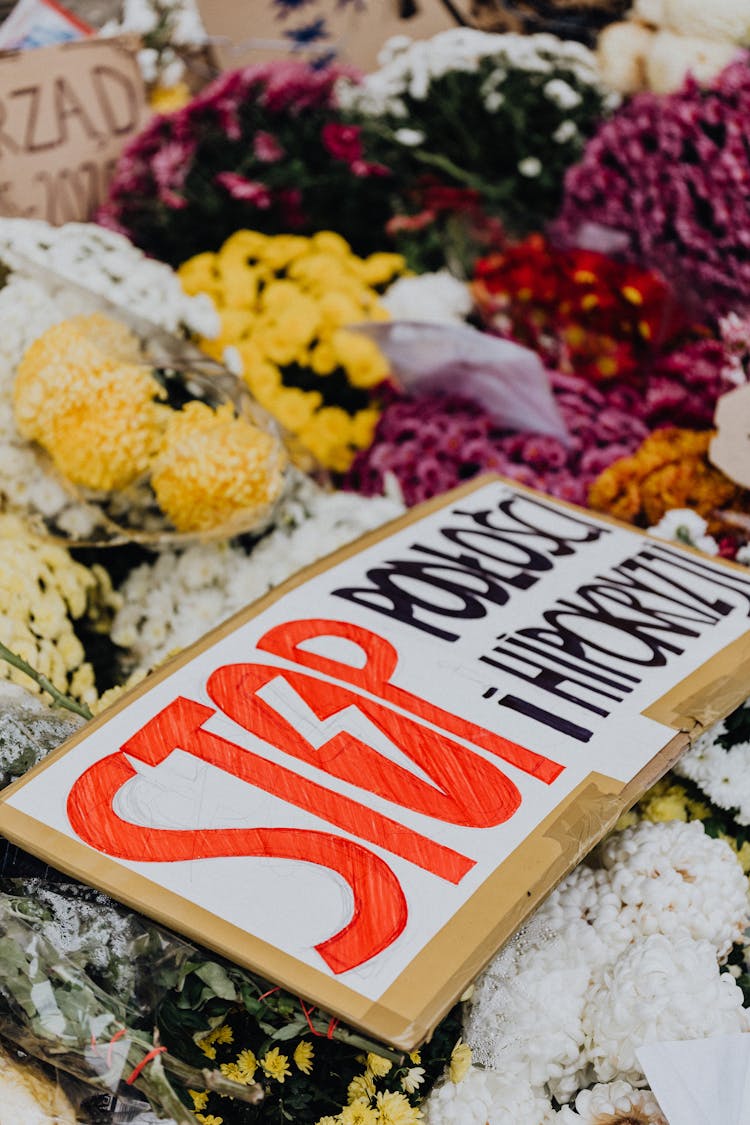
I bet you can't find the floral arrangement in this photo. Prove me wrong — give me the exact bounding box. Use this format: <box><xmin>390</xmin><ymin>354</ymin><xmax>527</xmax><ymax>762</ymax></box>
<box><xmin>98</xmin><ymin>61</ymin><xmax>396</xmax><ymax>267</ymax></box>
<box><xmin>338</xmin><ymin>30</ymin><xmax>616</xmax><ymax>237</ymax></box>
<box><xmin>344</xmin><ymin>373</ymin><xmax>651</xmax><ymax>507</ymax></box>
<box><xmin>178</xmin><ymin>230</ymin><xmax>403</xmax><ymax>471</ymax></box>
<box><xmin>472</xmin><ymin>234</ymin><xmax>686</xmax><ymax>380</ymax></box>
<box><xmin>0</xmin><ymin>513</ymin><xmax>117</xmax><ymax>708</ymax></box>
<box><xmin>424</xmin><ymin>815</ymin><xmax>749</xmax><ymax>1122</ymax></box>
<box><xmin>587</xmin><ymin>426</ymin><xmax>749</xmax><ymax>530</ymax></box>
<box><xmin>554</xmin><ymin>57</ymin><xmax>750</xmax><ymax>320</ymax></box>
<box><xmin>13</xmin><ymin>314</ymin><xmax>287</xmax><ymax>535</ymax></box>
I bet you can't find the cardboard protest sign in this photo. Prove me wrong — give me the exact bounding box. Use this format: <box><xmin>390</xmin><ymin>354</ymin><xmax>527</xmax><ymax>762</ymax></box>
<box><xmin>199</xmin><ymin>0</ymin><xmax>472</xmax><ymax>73</ymax></box>
<box><xmin>2</xmin><ymin>475</ymin><xmax>750</xmax><ymax>1049</ymax></box>
<box><xmin>0</xmin><ymin>35</ymin><xmax>147</xmax><ymax>223</ymax></box>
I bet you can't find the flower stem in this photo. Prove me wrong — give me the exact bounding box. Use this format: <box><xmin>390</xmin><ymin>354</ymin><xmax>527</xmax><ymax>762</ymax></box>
<box><xmin>0</xmin><ymin>642</ymin><xmax>93</xmax><ymax>720</ymax></box>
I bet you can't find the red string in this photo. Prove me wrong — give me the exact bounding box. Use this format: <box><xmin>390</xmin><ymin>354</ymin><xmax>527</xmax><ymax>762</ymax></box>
<box><xmin>125</xmin><ymin>1046</ymin><xmax>167</xmax><ymax>1085</ymax></box>
<box><xmin>297</xmin><ymin>1000</ymin><xmax>339</xmax><ymax>1039</ymax></box>
<box><xmin>106</xmin><ymin>1028</ymin><xmax>127</xmax><ymax>1067</ymax></box>
<box><xmin>299</xmin><ymin>999</ymin><xmax>318</xmax><ymax>1036</ymax></box>
<box><xmin>258</xmin><ymin>987</ymin><xmax>281</xmax><ymax>1001</ymax></box>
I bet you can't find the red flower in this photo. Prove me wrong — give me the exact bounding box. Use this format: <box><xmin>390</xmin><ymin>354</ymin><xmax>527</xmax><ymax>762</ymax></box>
<box><xmin>321</xmin><ymin>122</ymin><xmax>363</xmax><ymax>163</ymax></box>
<box><xmin>215</xmin><ymin>172</ymin><xmax>272</xmax><ymax>207</ymax></box>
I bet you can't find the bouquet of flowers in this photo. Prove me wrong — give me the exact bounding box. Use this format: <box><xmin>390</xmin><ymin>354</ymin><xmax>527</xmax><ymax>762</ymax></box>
<box><xmin>178</xmin><ymin>230</ymin><xmax>403</xmax><ymax>472</ymax></box>
<box><xmin>338</xmin><ymin>29</ymin><xmax>616</xmax><ymax>238</ymax></box>
<box><xmin>98</xmin><ymin>60</ymin><xmax>397</xmax><ymax>267</ymax></box>
<box><xmin>555</xmin><ymin>57</ymin><xmax>750</xmax><ymax>319</ymax></box>
<box><xmin>473</xmin><ymin>234</ymin><xmax>686</xmax><ymax>380</ymax></box>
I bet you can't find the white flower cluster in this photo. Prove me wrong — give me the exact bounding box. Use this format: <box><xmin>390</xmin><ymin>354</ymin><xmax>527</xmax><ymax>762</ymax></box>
<box><xmin>675</xmin><ymin>709</ymin><xmax>750</xmax><ymax>825</ymax></box>
<box><xmin>426</xmin><ymin>819</ymin><xmax>749</xmax><ymax>1121</ymax></box>
<box><xmin>111</xmin><ymin>471</ymin><xmax>404</xmax><ymax>675</ymax></box>
<box><xmin>647</xmin><ymin>507</ymin><xmax>719</xmax><ymax>555</ymax></box>
<box><xmin>381</xmin><ymin>271</ymin><xmax>473</xmax><ymax>324</ymax></box>
<box><xmin>557</xmin><ymin>1080</ymin><xmax>667</xmax><ymax>1124</ymax></box>
<box><xmin>338</xmin><ymin>29</ymin><xmax>604</xmax><ymax>119</ymax></box>
<box><xmin>101</xmin><ymin>0</ymin><xmax>207</xmax><ymax>86</ymax></box>
<box><xmin>0</xmin><ymin>218</ymin><xmax>219</xmax><ymax>339</ymax></box>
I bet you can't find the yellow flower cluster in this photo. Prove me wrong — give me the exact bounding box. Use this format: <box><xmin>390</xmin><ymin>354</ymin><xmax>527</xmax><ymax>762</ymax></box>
<box><xmin>13</xmin><ymin>314</ymin><xmax>287</xmax><ymax>533</ymax></box>
<box><xmin>315</xmin><ymin>1047</ymin><xmax>428</xmax><ymax>1125</ymax></box>
<box><xmin>151</xmin><ymin>401</ymin><xmax>286</xmax><ymax>533</ymax></box>
<box><xmin>0</xmin><ymin>513</ymin><xmax>117</xmax><ymax>707</ymax></box>
<box><xmin>178</xmin><ymin>230</ymin><xmax>404</xmax><ymax>471</ymax></box>
<box><xmin>588</xmin><ymin>427</ymin><xmax>746</xmax><ymax>531</ymax></box>
<box><xmin>14</xmin><ymin>315</ymin><xmax>167</xmax><ymax>492</ymax></box>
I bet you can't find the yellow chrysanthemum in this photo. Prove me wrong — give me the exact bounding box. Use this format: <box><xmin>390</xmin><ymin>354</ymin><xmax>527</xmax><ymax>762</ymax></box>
<box><xmin>350</xmin><ymin>408</ymin><xmax>380</xmax><ymax>448</ymax></box>
<box><xmin>309</xmin><ymin>340</ymin><xmax>339</xmax><ymax>376</ymax></box>
<box><xmin>408</xmin><ymin>1051</ymin><xmax>421</xmax><ymax>1065</ymax></box>
<box><xmin>330</xmin><ymin>329</ymin><xmax>389</xmax><ymax>389</ymax></box>
<box><xmin>220</xmin><ymin>229</ymin><xmax>270</xmax><ymax>270</ymax></box>
<box><xmin>196</xmin><ymin>1023</ymin><xmax>234</xmax><ymax>1060</ymax></box>
<box><xmin>315</xmin><ymin>1117</ymin><xmax>339</xmax><ymax>1125</ymax></box>
<box><xmin>355</xmin><ymin>252</ymin><xmax>406</xmax><ymax>287</ymax></box>
<box><xmin>259</xmin><ymin>234</ymin><xmax>310</xmax><ymax>271</ymax></box>
<box><xmin>311</xmin><ymin>230</ymin><xmax>352</xmax><ymax>257</ymax></box>
<box><xmin>449</xmin><ymin>1039</ymin><xmax>472</xmax><ymax>1084</ymax></box>
<box><xmin>347</xmin><ymin>1072</ymin><xmax>376</xmax><ymax>1104</ymax></box>
<box><xmin>269</xmin><ymin>387</ymin><xmax>322</xmax><ymax>432</ymax></box>
<box><xmin>189</xmin><ymin>1090</ymin><xmax>209</xmax><ymax>1111</ymax></box>
<box><xmin>374</xmin><ymin>1090</ymin><xmax>423</xmax><ymax>1125</ymax></box>
<box><xmin>340</xmin><ymin>1102</ymin><xmax>379</xmax><ymax>1125</ymax></box>
<box><xmin>68</xmin><ymin>313</ymin><xmax>142</xmax><ymax>363</ymax></box>
<box><xmin>151</xmin><ymin>401</ymin><xmax>286</xmax><ymax>533</ymax></box>
<box><xmin>149</xmin><ymin>80</ymin><xmax>191</xmax><ymax>113</ymax></box>
<box><xmin>298</xmin><ymin>407</ymin><xmax>357</xmax><ymax>473</ymax></box>
<box><xmin>14</xmin><ymin>318</ymin><xmax>168</xmax><ymax>491</ymax></box>
<box><xmin>260</xmin><ymin>1047</ymin><xmax>291</xmax><ymax>1084</ymax></box>
<box><xmin>237</xmin><ymin>1049</ymin><xmax>258</xmax><ymax>1082</ymax></box>
<box><xmin>318</xmin><ymin>291</ymin><xmax>369</xmax><ymax>331</ymax></box>
<box><xmin>195</xmin><ymin>1116</ymin><xmax>223</xmax><ymax>1125</ymax></box>
<box><xmin>178</xmin><ymin>252</ymin><xmax>221</xmax><ymax>298</ymax></box>
<box><xmin>293</xmin><ymin>1040</ymin><xmax>314</xmax><ymax>1075</ymax></box>
<box><xmin>366</xmin><ymin>1053</ymin><xmax>392</xmax><ymax>1078</ymax></box>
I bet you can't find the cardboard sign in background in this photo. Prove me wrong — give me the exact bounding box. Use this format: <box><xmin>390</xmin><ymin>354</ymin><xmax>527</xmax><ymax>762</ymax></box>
<box><xmin>0</xmin><ymin>35</ymin><xmax>147</xmax><ymax>223</ymax></box>
<box><xmin>2</xmin><ymin>476</ymin><xmax>750</xmax><ymax>1048</ymax></box>
<box><xmin>200</xmin><ymin>0</ymin><xmax>471</xmax><ymax>73</ymax></box>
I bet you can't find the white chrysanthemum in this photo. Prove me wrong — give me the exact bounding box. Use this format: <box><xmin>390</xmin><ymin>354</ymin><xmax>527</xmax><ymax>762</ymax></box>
<box><xmin>556</xmin><ymin>1079</ymin><xmax>667</xmax><ymax>1124</ymax></box>
<box><xmin>423</xmin><ymin>1066</ymin><xmax>556</xmax><ymax>1125</ymax></box>
<box><xmin>674</xmin><ymin>716</ymin><xmax>750</xmax><ymax>825</ymax></box>
<box><xmin>341</xmin><ymin>29</ymin><xmax>603</xmax><ymax>117</ymax></box>
<box><xmin>647</xmin><ymin>508</ymin><xmax>719</xmax><ymax>555</ymax></box>
<box><xmin>0</xmin><ymin>218</ymin><xmax>219</xmax><ymax>338</ymax></box>
<box><xmin>599</xmin><ymin>820</ymin><xmax>749</xmax><ymax>960</ymax></box>
<box><xmin>534</xmin><ymin>865</ymin><xmax>630</xmax><ymax>960</ymax></box>
<box><xmin>112</xmin><ymin>471</ymin><xmax>404</xmax><ymax>673</ymax></box>
<box><xmin>583</xmin><ymin>933</ymin><xmax>749</xmax><ymax>1084</ymax></box>
<box><xmin>381</xmin><ymin>271</ymin><xmax>473</xmax><ymax>324</ymax></box>
<box><xmin>465</xmin><ymin>914</ymin><xmax>605</xmax><ymax>1099</ymax></box>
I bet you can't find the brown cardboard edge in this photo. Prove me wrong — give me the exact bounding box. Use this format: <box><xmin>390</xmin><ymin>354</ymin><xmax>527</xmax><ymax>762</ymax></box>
<box><xmin>0</xmin><ymin>33</ymin><xmax>144</xmax><ymax>63</ymax></box>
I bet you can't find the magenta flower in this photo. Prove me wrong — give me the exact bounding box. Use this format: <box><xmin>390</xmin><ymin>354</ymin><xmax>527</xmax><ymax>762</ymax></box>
<box><xmin>215</xmin><ymin>173</ymin><xmax>272</xmax><ymax>207</ymax></box>
<box><xmin>253</xmin><ymin>130</ymin><xmax>285</xmax><ymax>162</ymax></box>
<box><xmin>554</xmin><ymin>57</ymin><xmax>750</xmax><ymax>320</ymax></box>
<box><xmin>321</xmin><ymin>122</ymin><xmax>363</xmax><ymax>163</ymax></box>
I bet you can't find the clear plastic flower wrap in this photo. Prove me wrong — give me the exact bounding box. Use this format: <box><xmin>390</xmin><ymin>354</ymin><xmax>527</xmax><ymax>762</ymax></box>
<box><xmin>2</xmin><ymin>266</ymin><xmax>289</xmax><ymax>547</ymax></box>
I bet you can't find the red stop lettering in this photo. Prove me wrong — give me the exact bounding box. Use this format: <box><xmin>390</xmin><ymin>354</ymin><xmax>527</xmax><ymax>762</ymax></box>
<box><xmin>67</xmin><ymin>745</ymin><xmax>407</xmax><ymax>974</ymax></box>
